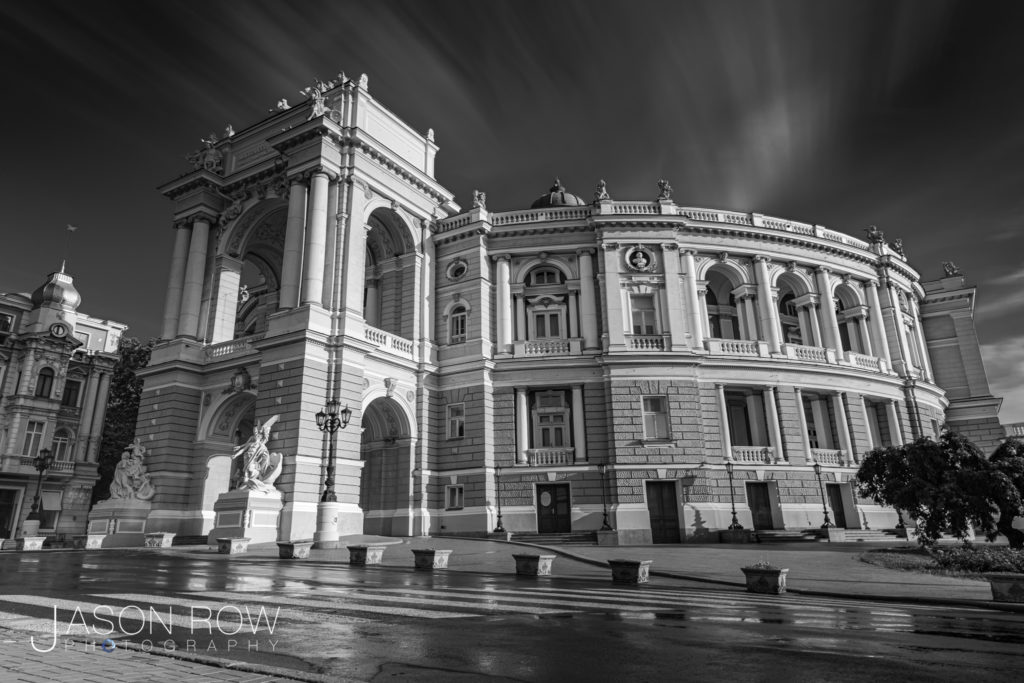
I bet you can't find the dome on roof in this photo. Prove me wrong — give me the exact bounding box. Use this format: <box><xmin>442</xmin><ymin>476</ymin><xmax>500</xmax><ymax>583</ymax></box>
<box><xmin>530</xmin><ymin>178</ymin><xmax>587</xmax><ymax>209</ymax></box>
<box><xmin>31</xmin><ymin>268</ymin><xmax>81</xmax><ymax>311</ymax></box>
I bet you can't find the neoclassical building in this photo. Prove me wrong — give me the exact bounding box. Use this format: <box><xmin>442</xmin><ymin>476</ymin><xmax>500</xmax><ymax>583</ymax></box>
<box><xmin>0</xmin><ymin>269</ymin><xmax>126</xmax><ymax>543</ymax></box>
<box><xmin>137</xmin><ymin>74</ymin><xmax>1004</xmax><ymax>544</ymax></box>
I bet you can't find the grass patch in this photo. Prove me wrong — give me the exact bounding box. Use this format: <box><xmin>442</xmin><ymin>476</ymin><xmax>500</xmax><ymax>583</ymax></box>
<box><xmin>860</xmin><ymin>545</ymin><xmax>1024</xmax><ymax>580</ymax></box>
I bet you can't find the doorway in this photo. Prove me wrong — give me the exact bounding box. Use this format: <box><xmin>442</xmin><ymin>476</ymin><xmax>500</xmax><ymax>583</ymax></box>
<box><xmin>745</xmin><ymin>482</ymin><xmax>775</xmax><ymax>530</ymax></box>
<box><xmin>825</xmin><ymin>483</ymin><xmax>849</xmax><ymax>528</ymax></box>
<box><xmin>646</xmin><ymin>481</ymin><xmax>681</xmax><ymax>543</ymax></box>
<box><xmin>0</xmin><ymin>489</ymin><xmax>19</xmax><ymax>539</ymax></box>
<box><xmin>536</xmin><ymin>483</ymin><xmax>571</xmax><ymax>533</ymax></box>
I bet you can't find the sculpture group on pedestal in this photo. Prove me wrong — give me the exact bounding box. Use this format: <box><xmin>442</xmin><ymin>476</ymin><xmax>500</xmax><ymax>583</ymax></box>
<box><xmin>231</xmin><ymin>414</ymin><xmax>283</xmax><ymax>494</ymax></box>
<box><xmin>109</xmin><ymin>438</ymin><xmax>155</xmax><ymax>501</ymax></box>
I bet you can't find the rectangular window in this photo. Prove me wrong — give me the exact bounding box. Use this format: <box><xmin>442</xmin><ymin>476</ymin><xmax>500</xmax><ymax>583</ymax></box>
<box><xmin>23</xmin><ymin>421</ymin><xmax>45</xmax><ymax>456</ymax></box>
<box><xmin>642</xmin><ymin>397</ymin><xmax>669</xmax><ymax>440</ymax></box>
<box><xmin>534</xmin><ymin>311</ymin><xmax>561</xmax><ymax>339</ymax></box>
<box><xmin>52</xmin><ymin>433</ymin><xmax>71</xmax><ymax>461</ymax></box>
<box><xmin>631</xmin><ymin>295</ymin><xmax>657</xmax><ymax>335</ymax></box>
<box><xmin>61</xmin><ymin>380</ymin><xmax>82</xmax><ymax>408</ymax></box>
<box><xmin>447</xmin><ymin>403</ymin><xmax>465</xmax><ymax>439</ymax></box>
<box><xmin>0</xmin><ymin>313</ymin><xmax>12</xmax><ymax>342</ymax></box>
<box><xmin>538</xmin><ymin>414</ymin><xmax>565</xmax><ymax>447</ymax></box>
<box><xmin>450</xmin><ymin>310</ymin><xmax>467</xmax><ymax>344</ymax></box>
<box><xmin>445</xmin><ymin>485</ymin><xmax>464</xmax><ymax>510</ymax></box>
<box><xmin>39</xmin><ymin>490</ymin><xmax>61</xmax><ymax>531</ymax></box>
<box><xmin>35</xmin><ymin>370</ymin><xmax>54</xmax><ymax>398</ymax></box>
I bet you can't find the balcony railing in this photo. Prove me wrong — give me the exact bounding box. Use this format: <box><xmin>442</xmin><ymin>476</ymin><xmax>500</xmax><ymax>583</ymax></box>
<box><xmin>626</xmin><ymin>334</ymin><xmax>669</xmax><ymax>351</ymax></box>
<box><xmin>205</xmin><ymin>333</ymin><xmax>265</xmax><ymax>360</ymax></box>
<box><xmin>845</xmin><ymin>351</ymin><xmax>888</xmax><ymax>373</ymax></box>
<box><xmin>731</xmin><ymin>446</ymin><xmax>776</xmax><ymax>464</ymax></box>
<box><xmin>706</xmin><ymin>339</ymin><xmax>769</xmax><ymax>357</ymax></box>
<box><xmin>811</xmin><ymin>449</ymin><xmax>845</xmax><ymax>466</ymax></box>
<box><xmin>9</xmin><ymin>456</ymin><xmax>76</xmax><ymax>473</ymax></box>
<box><xmin>364</xmin><ymin>325</ymin><xmax>415</xmax><ymax>360</ymax></box>
<box><xmin>514</xmin><ymin>339</ymin><xmax>583</xmax><ymax>357</ymax></box>
<box><xmin>526</xmin><ymin>447</ymin><xmax>575</xmax><ymax>466</ymax></box>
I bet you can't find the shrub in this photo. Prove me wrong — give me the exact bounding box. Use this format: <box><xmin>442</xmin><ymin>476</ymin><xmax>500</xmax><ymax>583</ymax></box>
<box><xmin>929</xmin><ymin>545</ymin><xmax>1024</xmax><ymax>573</ymax></box>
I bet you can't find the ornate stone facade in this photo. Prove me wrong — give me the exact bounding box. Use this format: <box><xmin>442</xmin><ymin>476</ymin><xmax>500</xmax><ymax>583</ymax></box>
<box><xmin>137</xmin><ymin>73</ymin><xmax>1006</xmax><ymax>545</ymax></box>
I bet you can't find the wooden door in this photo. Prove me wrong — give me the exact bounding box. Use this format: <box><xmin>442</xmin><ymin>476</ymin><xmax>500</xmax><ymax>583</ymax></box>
<box><xmin>826</xmin><ymin>483</ymin><xmax>848</xmax><ymax>528</ymax></box>
<box><xmin>746</xmin><ymin>482</ymin><xmax>775</xmax><ymax>530</ymax></box>
<box><xmin>536</xmin><ymin>484</ymin><xmax>571</xmax><ymax>533</ymax></box>
<box><xmin>646</xmin><ymin>481</ymin><xmax>681</xmax><ymax>543</ymax></box>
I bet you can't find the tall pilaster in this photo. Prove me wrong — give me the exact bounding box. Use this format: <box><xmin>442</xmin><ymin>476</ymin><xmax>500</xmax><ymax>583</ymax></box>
<box><xmin>754</xmin><ymin>256</ymin><xmax>781</xmax><ymax>353</ymax></box>
<box><xmin>161</xmin><ymin>223</ymin><xmax>192</xmax><ymax>338</ymax></box>
<box><xmin>909</xmin><ymin>298</ymin><xmax>933</xmax><ymax>381</ymax></box>
<box><xmin>301</xmin><ymin>170</ymin><xmax>330</xmax><ymax>305</ymax></box>
<box><xmin>571</xmin><ymin>385</ymin><xmax>586</xmax><ymax>463</ymax></box>
<box><xmin>864</xmin><ymin>279</ymin><xmax>891</xmax><ymax>365</ymax></box>
<box><xmin>682</xmin><ymin>250</ymin><xmax>704</xmax><ymax>348</ymax></box>
<box><xmin>516</xmin><ymin>388</ymin><xmax>530</xmax><ymax>465</ymax></box>
<box><xmin>577</xmin><ymin>249</ymin><xmax>599</xmax><ymax>350</ymax></box>
<box><xmin>795</xmin><ymin>388</ymin><xmax>813</xmax><ymax>462</ymax></box>
<box><xmin>602</xmin><ymin>243</ymin><xmax>625</xmax><ymax>348</ymax></box>
<box><xmin>886</xmin><ymin>400</ymin><xmax>903</xmax><ymax>445</ymax></box>
<box><xmin>495</xmin><ymin>256</ymin><xmax>512</xmax><ymax>353</ymax></box>
<box><xmin>176</xmin><ymin>215</ymin><xmax>211</xmax><ymax>338</ymax></box>
<box><xmin>716</xmin><ymin>384</ymin><xmax>733</xmax><ymax>462</ymax></box>
<box><xmin>832</xmin><ymin>393</ymin><xmax>854</xmax><ymax>465</ymax></box>
<box><xmin>661</xmin><ymin>243</ymin><xmax>687</xmax><ymax>350</ymax></box>
<box><xmin>816</xmin><ymin>268</ymin><xmax>842</xmax><ymax>353</ymax></box>
<box><xmin>763</xmin><ymin>387</ymin><xmax>784</xmax><ymax>463</ymax></box>
<box><xmin>88</xmin><ymin>372</ymin><xmax>112</xmax><ymax>462</ymax></box>
<box><xmin>279</xmin><ymin>178</ymin><xmax>307</xmax><ymax>310</ymax></box>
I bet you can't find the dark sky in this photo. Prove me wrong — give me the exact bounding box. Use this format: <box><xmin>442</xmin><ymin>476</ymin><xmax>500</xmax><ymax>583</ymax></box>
<box><xmin>1</xmin><ymin>0</ymin><xmax>1022</xmax><ymax>421</ymax></box>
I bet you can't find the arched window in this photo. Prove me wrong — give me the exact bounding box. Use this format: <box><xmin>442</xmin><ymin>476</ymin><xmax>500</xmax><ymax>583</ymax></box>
<box><xmin>35</xmin><ymin>368</ymin><xmax>55</xmax><ymax>398</ymax></box>
<box><xmin>52</xmin><ymin>429</ymin><xmax>72</xmax><ymax>461</ymax></box>
<box><xmin>530</xmin><ymin>268</ymin><xmax>562</xmax><ymax>286</ymax></box>
<box><xmin>449</xmin><ymin>305</ymin><xmax>468</xmax><ymax>344</ymax></box>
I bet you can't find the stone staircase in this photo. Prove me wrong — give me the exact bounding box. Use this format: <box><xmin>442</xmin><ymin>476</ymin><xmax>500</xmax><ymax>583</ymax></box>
<box><xmin>509</xmin><ymin>531</ymin><xmax>598</xmax><ymax>546</ymax></box>
<box><xmin>754</xmin><ymin>529</ymin><xmax>826</xmax><ymax>543</ymax></box>
<box><xmin>839</xmin><ymin>529</ymin><xmax>907</xmax><ymax>543</ymax></box>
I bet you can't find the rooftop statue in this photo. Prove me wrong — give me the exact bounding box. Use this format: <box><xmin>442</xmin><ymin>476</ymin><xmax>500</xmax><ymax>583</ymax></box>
<box><xmin>942</xmin><ymin>261</ymin><xmax>962</xmax><ymax>277</ymax></box>
<box><xmin>890</xmin><ymin>238</ymin><xmax>906</xmax><ymax>257</ymax></box>
<box><xmin>185</xmin><ymin>133</ymin><xmax>224</xmax><ymax>173</ymax></box>
<box><xmin>472</xmin><ymin>189</ymin><xmax>487</xmax><ymax>210</ymax></box>
<box><xmin>594</xmin><ymin>179</ymin><xmax>611</xmax><ymax>201</ymax></box>
<box><xmin>865</xmin><ymin>225</ymin><xmax>886</xmax><ymax>244</ymax></box>
<box><xmin>231</xmin><ymin>415</ymin><xmax>284</xmax><ymax>494</ymax></box>
<box><xmin>657</xmin><ymin>179</ymin><xmax>673</xmax><ymax>200</ymax></box>
<box><xmin>109</xmin><ymin>438</ymin><xmax>156</xmax><ymax>501</ymax></box>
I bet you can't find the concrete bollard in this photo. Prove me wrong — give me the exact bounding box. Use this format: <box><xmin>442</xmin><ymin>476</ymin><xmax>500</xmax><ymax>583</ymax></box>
<box><xmin>412</xmin><ymin>548</ymin><xmax>452</xmax><ymax>570</ymax></box>
<box><xmin>513</xmin><ymin>553</ymin><xmax>556</xmax><ymax>576</ymax></box>
<box><xmin>608</xmin><ymin>559</ymin><xmax>652</xmax><ymax>584</ymax></box>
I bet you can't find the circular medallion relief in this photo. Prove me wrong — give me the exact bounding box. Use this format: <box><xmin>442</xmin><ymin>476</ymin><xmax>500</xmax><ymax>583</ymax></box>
<box><xmin>625</xmin><ymin>246</ymin><xmax>656</xmax><ymax>272</ymax></box>
<box><xmin>49</xmin><ymin>323</ymin><xmax>68</xmax><ymax>338</ymax></box>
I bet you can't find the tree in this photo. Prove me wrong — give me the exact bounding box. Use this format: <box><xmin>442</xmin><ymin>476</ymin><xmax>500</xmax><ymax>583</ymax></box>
<box><xmin>989</xmin><ymin>438</ymin><xmax>1024</xmax><ymax>549</ymax></box>
<box><xmin>90</xmin><ymin>336</ymin><xmax>155</xmax><ymax>505</ymax></box>
<box><xmin>854</xmin><ymin>432</ymin><xmax>1024</xmax><ymax>548</ymax></box>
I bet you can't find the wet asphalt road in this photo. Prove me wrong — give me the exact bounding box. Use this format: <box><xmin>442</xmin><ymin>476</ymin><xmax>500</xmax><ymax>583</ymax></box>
<box><xmin>1</xmin><ymin>548</ymin><xmax>1023</xmax><ymax>682</ymax></box>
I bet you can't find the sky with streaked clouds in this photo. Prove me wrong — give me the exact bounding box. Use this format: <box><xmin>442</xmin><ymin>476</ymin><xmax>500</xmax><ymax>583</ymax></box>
<box><xmin>1</xmin><ymin>0</ymin><xmax>1022</xmax><ymax>421</ymax></box>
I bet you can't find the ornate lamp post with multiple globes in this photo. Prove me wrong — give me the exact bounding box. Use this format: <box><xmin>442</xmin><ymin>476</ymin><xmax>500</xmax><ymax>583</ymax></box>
<box><xmin>23</xmin><ymin>447</ymin><xmax>54</xmax><ymax>536</ymax></box>
<box><xmin>724</xmin><ymin>461</ymin><xmax>743</xmax><ymax>530</ymax></box>
<box><xmin>315</xmin><ymin>399</ymin><xmax>351</xmax><ymax>503</ymax></box>
<box><xmin>812</xmin><ymin>462</ymin><xmax>834</xmax><ymax>528</ymax></box>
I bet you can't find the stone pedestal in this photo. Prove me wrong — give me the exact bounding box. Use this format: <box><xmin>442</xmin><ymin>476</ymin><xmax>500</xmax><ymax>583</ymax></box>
<box><xmin>314</xmin><ymin>501</ymin><xmax>344</xmax><ymax>549</ymax></box>
<box><xmin>207</xmin><ymin>489</ymin><xmax>283</xmax><ymax>546</ymax></box>
<box><xmin>513</xmin><ymin>554</ymin><xmax>556</xmax><ymax>576</ymax></box>
<box><xmin>17</xmin><ymin>537</ymin><xmax>45</xmax><ymax>551</ymax></box>
<box><xmin>73</xmin><ymin>535</ymin><xmax>106</xmax><ymax>550</ymax></box>
<box><xmin>278</xmin><ymin>541</ymin><xmax>314</xmax><ymax>559</ymax></box>
<box><xmin>412</xmin><ymin>548</ymin><xmax>452</xmax><ymax>570</ymax></box>
<box><xmin>144</xmin><ymin>532</ymin><xmax>176</xmax><ymax>548</ymax></box>
<box><xmin>741</xmin><ymin>567</ymin><xmax>789</xmax><ymax>594</ymax></box>
<box><xmin>348</xmin><ymin>544</ymin><xmax>386</xmax><ymax>565</ymax></box>
<box><xmin>87</xmin><ymin>499</ymin><xmax>152</xmax><ymax>547</ymax></box>
<box><xmin>608</xmin><ymin>559</ymin><xmax>652</xmax><ymax>584</ymax></box>
<box><xmin>217</xmin><ymin>537</ymin><xmax>251</xmax><ymax>554</ymax></box>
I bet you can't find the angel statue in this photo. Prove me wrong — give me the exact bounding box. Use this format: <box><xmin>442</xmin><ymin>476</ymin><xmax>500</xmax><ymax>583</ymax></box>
<box><xmin>231</xmin><ymin>415</ymin><xmax>284</xmax><ymax>493</ymax></box>
<box><xmin>109</xmin><ymin>438</ymin><xmax>156</xmax><ymax>501</ymax></box>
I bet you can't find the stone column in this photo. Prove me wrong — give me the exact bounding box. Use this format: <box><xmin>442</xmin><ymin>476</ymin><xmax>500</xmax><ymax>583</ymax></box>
<box><xmin>177</xmin><ymin>216</ymin><xmax>211</xmax><ymax>339</ymax></box>
<box><xmin>661</xmin><ymin>243</ymin><xmax>687</xmax><ymax>350</ymax></box>
<box><xmin>301</xmin><ymin>170</ymin><xmax>330</xmax><ymax>306</ymax></box>
<box><xmin>853</xmin><ymin>312</ymin><xmax>872</xmax><ymax>356</ymax></box>
<box><xmin>754</xmin><ymin>256</ymin><xmax>781</xmax><ymax>353</ymax></box>
<box><xmin>161</xmin><ymin>223</ymin><xmax>192</xmax><ymax>338</ymax></box>
<box><xmin>364</xmin><ymin>277</ymin><xmax>380</xmax><ymax>328</ymax></box>
<box><xmin>795</xmin><ymin>388</ymin><xmax>813</xmax><ymax>462</ymax></box>
<box><xmin>209</xmin><ymin>255</ymin><xmax>243</xmax><ymax>343</ymax></box>
<box><xmin>516</xmin><ymin>388</ymin><xmax>530</xmax><ymax>465</ymax></box>
<box><xmin>88</xmin><ymin>372</ymin><xmax>112</xmax><ymax>462</ymax></box>
<box><xmin>861</xmin><ymin>397</ymin><xmax>876</xmax><ymax>451</ymax></box>
<box><xmin>76</xmin><ymin>369</ymin><xmax>98</xmax><ymax>461</ymax></box>
<box><xmin>763</xmin><ymin>387</ymin><xmax>784</xmax><ymax>463</ymax></box>
<box><xmin>816</xmin><ymin>268</ymin><xmax>842</xmax><ymax>352</ymax></box>
<box><xmin>602</xmin><ymin>244</ymin><xmax>625</xmax><ymax>348</ymax></box>
<box><xmin>514</xmin><ymin>290</ymin><xmax>526</xmax><ymax>342</ymax></box>
<box><xmin>885</xmin><ymin>281</ymin><xmax>913</xmax><ymax>375</ymax></box>
<box><xmin>741</xmin><ymin>295</ymin><xmax>758</xmax><ymax>341</ymax></box>
<box><xmin>577</xmin><ymin>249</ymin><xmax>599</xmax><ymax>350</ymax></box>
<box><xmin>832</xmin><ymin>393</ymin><xmax>854</xmax><ymax>465</ymax></box>
<box><xmin>682</xmin><ymin>250</ymin><xmax>704</xmax><ymax>348</ymax></box>
<box><xmin>279</xmin><ymin>178</ymin><xmax>307</xmax><ymax>310</ymax></box>
<box><xmin>495</xmin><ymin>256</ymin><xmax>512</xmax><ymax>353</ymax></box>
<box><xmin>321</xmin><ymin>178</ymin><xmax>341</xmax><ymax>308</ymax></box>
<box><xmin>571</xmin><ymin>385</ymin><xmax>586</xmax><ymax>462</ymax></box>
<box><xmin>886</xmin><ymin>400</ymin><xmax>903</xmax><ymax>446</ymax></box>
<box><xmin>717</xmin><ymin>384</ymin><xmax>733</xmax><ymax>461</ymax></box>
<box><xmin>910</xmin><ymin>298</ymin><xmax>933</xmax><ymax>381</ymax></box>
<box><xmin>806</xmin><ymin>303</ymin><xmax>823</xmax><ymax>348</ymax></box>
<box><xmin>568</xmin><ymin>291</ymin><xmax>580</xmax><ymax>339</ymax></box>
<box><xmin>864</xmin><ymin>279</ymin><xmax>891</xmax><ymax>365</ymax></box>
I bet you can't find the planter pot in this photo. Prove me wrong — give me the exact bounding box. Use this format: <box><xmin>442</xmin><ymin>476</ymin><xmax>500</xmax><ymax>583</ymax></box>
<box><xmin>17</xmin><ymin>537</ymin><xmax>45</xmax><ymax>552</ymax></box>
<box><xmin>412</xmin><ymin>548</ymin><xmax>452</xmax><ymax>570</ymax></box>
<box><xmin>986</xmin><ymin>573</ymin><xmax>1024</xmax><ymax>603</ymax></box>
<box><xmin>348</xmin><ymin>544</ymin><xmax>387</xmax><ymax>565</ymax></box>
<box><xmin>741</xmin><ymin>567</ymin><xmax>789</xmax><ymax>594</ymax></box>
<box><xmin>278</xmin><ymin>541</ymin><xmax>314</xmax><ymax>559</ymax></box>
<box><xmin>144</xmin><ymin>532</ymin><xmax>176</xmax><ymax>549</ymax></box>
<box><xmin>21</xmin><ymin>520</ymin><xmax>40</xmax><ymax>537</ymax></box>
<box><xmin>608</xmin><ymin>559</ymin><xmax>652</xmax><ymax>584</ymax></box>
<box><xmin>217</xmin><ymin>537</ymin><xmax>251</xmax><ymax>555</ymax></box>
<box><xmin>513</xmin><ymin>554</ymin><xmax>556</xmax><ymax>576</ymax></box>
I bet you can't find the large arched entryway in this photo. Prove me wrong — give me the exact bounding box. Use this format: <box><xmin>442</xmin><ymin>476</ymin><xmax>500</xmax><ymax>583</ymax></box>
<box><xmin>360</xmin><ymin>396</ymin><xmax>415</xmax><ymax>536</ymax></box>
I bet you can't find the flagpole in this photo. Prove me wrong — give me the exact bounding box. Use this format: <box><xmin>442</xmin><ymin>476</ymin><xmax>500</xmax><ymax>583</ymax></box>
<box><xmin>63</xmin><ymin>224</ymin><xmax>78</xmax><ymax>272</ymax></box>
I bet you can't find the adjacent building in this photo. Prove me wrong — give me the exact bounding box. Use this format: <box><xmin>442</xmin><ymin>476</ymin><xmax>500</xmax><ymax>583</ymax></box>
<box><xmin>135</xmin><ymin>74</ymin><xmax>1004</xmax><ymax>544</ymax></box>
<box><xmin>0</xmin><ymin>268</ymin><xmax>126</xmax><ymax>543</ymax></box>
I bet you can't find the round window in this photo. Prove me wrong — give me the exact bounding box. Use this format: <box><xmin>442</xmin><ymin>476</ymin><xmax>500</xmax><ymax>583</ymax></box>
<box><xmin>540</xmin><ymin>491</ymin><xmax>552</xmax><ymax>507</ymax></box>
<box><xmin>446</xmin><ymin>259</ymin><xmax>468</xmax><ymax>281</ymax></box>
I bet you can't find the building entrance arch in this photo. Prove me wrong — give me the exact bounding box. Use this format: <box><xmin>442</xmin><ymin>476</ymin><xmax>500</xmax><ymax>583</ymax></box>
<box><xmin>359</xmin><ymin>396</ymin><xmax>416</xmax><ymax>536</ymax></box>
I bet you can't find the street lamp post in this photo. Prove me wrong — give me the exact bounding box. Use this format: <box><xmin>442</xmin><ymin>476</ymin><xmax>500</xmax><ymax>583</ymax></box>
<box><xmin>493</xmin><ymin>465</ymin><xmax>505</xmax><ymax>533</ymax></box>
<box><xmin>25</xmin><ymin>447</ymin><xmax>54</xmax><ymax>523</ymax></box>
<box><xmin>812</xmin><ymin>462</ymin><xmax>834</xmax><ymax>528</ymax></box>
<box><xmin>315</xmin><ymin>399</ymin><xmax>351</xmax><ymax>503</ymax></box>
<box><xmin>598</xmin><ymin>463</ymin><xmax>613</xmax><ymax>531</ymax></box>
<box><xmin>724</xmin><ymin>461</ymin><xmax>743</xmax><ymax>530</ymax></box>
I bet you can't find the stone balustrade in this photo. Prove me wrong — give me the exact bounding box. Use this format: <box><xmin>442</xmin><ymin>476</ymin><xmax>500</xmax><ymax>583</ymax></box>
<box><xmin>527</xmin><ymin>447</ymin><xmax>575</xmax><ymax>466</ymax></box>
<box><xmin>364</xmin><ymin>325</ymin><xmax>415</xmax><ymax>360</ymax></box>
<box><xmin>205</xmin><ymin>333</ymin><xmax>265</xmax><ymax>360</ymax></box>
<box><xmin>731</xmin><ymin>446</ymin><xmax>775</xmax><ymax>464</ymax></box>
<box><xmin>626</xmin><ymin>334</ymin><xmax>668</xmax><ymax>351</ymax></box>
<box><xmin>811</xmin><ymin>449</ymin><xmax>844</xmax><ymax>466</ymax></box>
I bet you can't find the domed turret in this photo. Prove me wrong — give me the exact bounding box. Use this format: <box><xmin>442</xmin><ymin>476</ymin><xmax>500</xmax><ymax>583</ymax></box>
<box><xmin>530</xmin><ymin>178</ymin><xmax>587</xmax><ymax>209</ymax></box>
<box><xmin>30</xmin><ymin>267</ymin><xmax>81</xmax><ymax>311</ymax></box>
